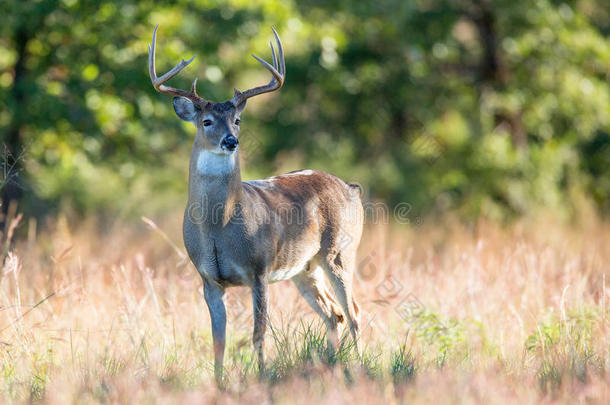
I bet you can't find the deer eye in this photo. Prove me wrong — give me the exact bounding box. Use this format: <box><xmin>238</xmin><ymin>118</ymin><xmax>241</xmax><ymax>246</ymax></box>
<box><xmin>235</xmin><ymin>118</ymin><xmax>241</xmax><ymax>125</ymax></box>
<box><xmin>203</xmin><ymin>119</ymin><xmax>213</xmax><ymax>127</ymax></box>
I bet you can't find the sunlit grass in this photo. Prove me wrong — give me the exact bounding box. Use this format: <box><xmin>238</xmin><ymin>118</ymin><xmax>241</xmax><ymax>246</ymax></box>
<box><xmin>0</xmin><ymin>214</ymin><xmax>608</xmax><ymax>403</ymax></box>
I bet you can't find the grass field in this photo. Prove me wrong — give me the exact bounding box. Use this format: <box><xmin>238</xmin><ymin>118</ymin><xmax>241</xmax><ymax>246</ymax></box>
<box><xmin>0</xmin><ymin>213</ymin><xmax>608</xmax><ymax>404</ymax></box>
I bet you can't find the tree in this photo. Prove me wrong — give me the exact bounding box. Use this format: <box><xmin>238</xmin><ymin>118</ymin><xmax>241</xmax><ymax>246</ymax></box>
<box><xmin>0</xmin><ymin>0</ymin><xmax>608</xmax><ymax>221</ymax></box>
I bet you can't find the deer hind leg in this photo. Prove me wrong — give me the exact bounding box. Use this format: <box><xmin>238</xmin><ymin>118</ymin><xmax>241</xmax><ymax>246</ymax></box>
<box><xmin>292</xmin><ymin>264</ymin><xmax>345</xmax><ymax>349</ymax></box>
<box><xmin>318</xmin><ymin>249</ymin><xmax>362</xmax><ymax>355</ymax></box>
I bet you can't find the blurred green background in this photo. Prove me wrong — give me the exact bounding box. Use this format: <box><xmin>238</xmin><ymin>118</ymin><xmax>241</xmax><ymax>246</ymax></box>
<box><xmin>1</xmin><ymin>0</ymin><xmax>608</xmax><ymax>222</ymax></box>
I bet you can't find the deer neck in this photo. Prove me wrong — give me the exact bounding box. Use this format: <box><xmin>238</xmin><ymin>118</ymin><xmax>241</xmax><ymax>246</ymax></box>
<box><xmin>187</xmin><ymin>135</ymin><xmax>243</xmax><ymax>229</ymax></box>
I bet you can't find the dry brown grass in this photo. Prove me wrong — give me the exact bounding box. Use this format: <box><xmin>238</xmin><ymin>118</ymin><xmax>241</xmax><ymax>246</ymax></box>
<box><xmin>0</xmin><ymin>213</ymin><xmax>608</xmax><ymax>404</ymax></box>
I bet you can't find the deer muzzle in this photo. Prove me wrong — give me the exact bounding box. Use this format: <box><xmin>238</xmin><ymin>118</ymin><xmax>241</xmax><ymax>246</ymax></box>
<box><xmin>221</xmin><ymin>135</ymin><xmax>239</xmax><ymax>152</ymax></box>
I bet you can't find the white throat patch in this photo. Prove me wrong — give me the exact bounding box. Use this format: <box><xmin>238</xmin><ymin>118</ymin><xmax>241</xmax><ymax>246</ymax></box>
<box><xmin>196</xmin><ymin>150</ymin><xmax>236</xmax><ymax>175</ymax></box>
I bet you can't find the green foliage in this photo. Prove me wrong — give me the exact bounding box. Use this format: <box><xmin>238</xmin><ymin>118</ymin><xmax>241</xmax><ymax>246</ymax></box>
<box><xmin>404</xmin><ymin>309</ymin><xmax>468</xmax><ymax>366</ymax></box>
<box><xmin>524</xmin><ymin>307</ymin><xmax>606</xmax><ymax>392</ymax></box>
<box><xmin>390</xmin><ymin>343</ymin><xmax>417</xmax><ymax>385</ymax></box>
<box><xmin>264</xmin><ymin>321</ymin><xmax>361</xmax><ymax>383</ymax></box>
<box><xmin>1</xmin><ymin>0</ymin><xmax>608</xmax><ymax>219</ymax></box>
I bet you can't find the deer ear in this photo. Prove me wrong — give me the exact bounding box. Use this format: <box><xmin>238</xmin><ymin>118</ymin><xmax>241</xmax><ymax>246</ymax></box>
<box><xmin>173</xmin><ymin>97</ymin><xmax>198</xmax><ymax>122</ymax></box>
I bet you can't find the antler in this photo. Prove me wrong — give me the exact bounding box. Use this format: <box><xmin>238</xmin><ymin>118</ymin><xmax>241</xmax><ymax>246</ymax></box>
<box><xmin>232</xmin><ymin>27</ymin><xmax>285</xmax><ymax>107</ymax></box>
<box><xmin>148</xmin><ymin>25</ymin><xmax>206</xmax><ymax>103</ymax></box>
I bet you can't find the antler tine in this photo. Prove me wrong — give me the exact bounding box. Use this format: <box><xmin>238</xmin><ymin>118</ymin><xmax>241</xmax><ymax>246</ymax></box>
<box><xmin>191</xmin><ymin>78</ymin><xmax>199</xmax><ymax>96</ymax></box>
<box><xmin>250</xmin><ymin>54</ymin><xmax>283</xmax><ymax>83</ymax></box>
<box><xmin>232</xmin><ymin>27</ymin><xmax>286</xmax><ymax>106</ymax></box>
<box><xmin>270</xmin><ymin>41</ymin><xmax>278</xmax><ymax>70</ymax></box>
<box><xmin>148</xmin><ymin>25</ymin><xmax>205</xmax><ymax>102</ymax></box>
<box><xmin>272</xmin><ymin>26</ymin><xmax>285</xmax><ymax>76</ymax></box>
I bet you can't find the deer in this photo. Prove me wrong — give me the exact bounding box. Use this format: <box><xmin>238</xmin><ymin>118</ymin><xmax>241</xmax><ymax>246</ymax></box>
<box><xmin>148</xmin><ymin>25</ymin><xmax>363</xmax><ymax>382</ymax></box>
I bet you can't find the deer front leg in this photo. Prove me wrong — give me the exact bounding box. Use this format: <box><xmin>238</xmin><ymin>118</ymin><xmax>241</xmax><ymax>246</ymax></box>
<box><xmin>252</xmin><ymin>273</ymin><xmax>268</xmax><ymax>375</ymax></box>
<box><xmin>203</xmin><ymin>279</ymin><xmax>226</xmax><ymax>384</ymax></box>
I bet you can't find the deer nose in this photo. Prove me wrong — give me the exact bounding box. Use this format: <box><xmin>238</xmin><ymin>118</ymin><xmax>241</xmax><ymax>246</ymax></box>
<box><xmin>221</xmin><ymin>135</ymin><xmax>239</xmax><ymax>151</ymax></box>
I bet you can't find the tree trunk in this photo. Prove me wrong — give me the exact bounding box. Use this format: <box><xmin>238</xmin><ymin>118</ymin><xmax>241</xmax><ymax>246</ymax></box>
<box><xmin>469</xmin><ymin>1</ymin><xmax>526</xmax><ymax>149</ymax></box>
<box><xmin>1</xmin><ymin>24</ymin><xmax>29</xmax><ymax>223</ymax></box>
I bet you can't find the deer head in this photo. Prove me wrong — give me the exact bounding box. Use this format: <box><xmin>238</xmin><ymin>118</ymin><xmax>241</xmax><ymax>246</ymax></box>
<box><xmin>148</xmin><ymin>25</ymin><xmax>285</xmax><ymax>155</ymax></box>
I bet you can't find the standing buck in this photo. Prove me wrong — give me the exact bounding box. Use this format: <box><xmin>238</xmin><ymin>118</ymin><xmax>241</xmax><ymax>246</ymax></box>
<box><xmin>148</xmin><ymin>26</ymin><xmax>363</xmax><ymax>381</ymax></box>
